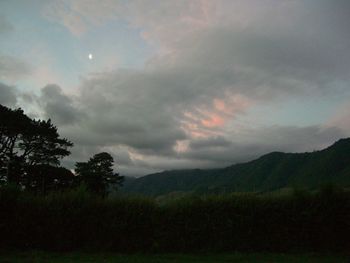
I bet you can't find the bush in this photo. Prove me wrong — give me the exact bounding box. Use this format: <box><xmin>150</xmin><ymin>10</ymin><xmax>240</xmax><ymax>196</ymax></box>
<box><xmin>0</xmin><ymin>188</ymin><xmax>349</xmax><ymax>253</ymax></box>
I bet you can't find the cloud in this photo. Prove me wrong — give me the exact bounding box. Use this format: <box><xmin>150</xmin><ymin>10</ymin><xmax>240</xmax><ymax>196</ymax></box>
<box><xmin>40</xmin><ymin>84</ymin><xmax>84</xmax><ymax>126</ymax></box>
<box><xmin>181</xmin><ymin>94</ymin><xmax>252</xmax><ymax>138</ymax></box>
<box><xmin>0</xmin><ymin>55</ymin><xmax>32</xmax><ymax>82</ymax></box>
<box><xmin>42</xmin><ymin>0</ymin><xmax>122</xmax><ymax>36</ymax></box>
<box><xmin>180</xmin><ymin>125</ymin><xmax>345</xmax><ymax>167</ymax></box>
<box><xmin>43</xmin><ymin>1</ymin><xmax>350</xmax><ymax>94</ymax></box>
<box><xmin>25</xmin><ymin>0</ymin><xmax>350</xmax><ymax>175</ymax></box>
<box><xmin>327</xmin><ymin>102</ymin><xmax>350</xmax><ymax>135</ymax></box>
<box><xmin>0</xmin><ymin>82</ymin><xmax>17</xmax><ymax>106</ymax></box>
<box><xmin>0</xmin><ymin>15</ymin><xmax>13</xmax><ymax>35</ymax></box>
<box><xmin>61</xmin><ymin>70</ymin><xmax>189</xmax><ymax>154</ymax></box>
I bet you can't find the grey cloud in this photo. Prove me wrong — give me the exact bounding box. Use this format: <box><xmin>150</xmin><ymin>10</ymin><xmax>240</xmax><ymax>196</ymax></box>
<box><xmin>0</xmin><ymin>82</ymin><xmax>16</xmax><ymax>106</ymax></box>
<box><xmin>62</xmin><ymin>143</ymin><xmax>133</xmax><ymax>168</ymax></box>
<box><xmin>189</xmin><ymin>137</ymin><xmax>232</xmax><ymax>150</ymax></box>
<box><xmin>0</xmin><ymin>16</ymin><xmax>13</xmax><ymax>35</ymax></box>
<box><xmin>154</xmin><ymin>1</ymin><xmax>350</xmax><ymax>102</ymax></box>
<box><xmin>110</xmin><ymin>149</ymin><xmax>132</xmax><ymax>166</ymax></box>
<box><xmin>0</xmin><ymin>55</ymin><xmax>31</xmax><ymax>81</ymax></box>
<box><xmin>172</xmin><ymin>30</ymin><xmax>349</xmax><ymax>100</ymax></box>
<box><xmin>42</xmin><ymin>0</ymin><xmax>122</xmax><ymax>36</ymax></box>
<box><xmin>26</xmin><ymin>1</ymin><xmax>350</xmax><ymax>176</ymax></box>
<box><xmin>249</xmin><ymin>125</ymin><xmax>345</xmax><ymax>153</ymax></box>
<box><xmin>118</xmin><ymin>166</ymin><xmax>159</xmax><ymax>177</ymax></box>
<box><xmin>117</xmin><ymin>124</ymin><xmax>345</xmax><ymax>174</ymax></box>
<box><xmin>40</xmin><ymin>84</ymin><xmax>83</xmax><ymax>126</ymax></box>
<box><xmin>74</xmin><ymin>72</ymin><xmax>188</xmax><ymax>154</ymax></box>
<box><xmin>42</xmin><ymin>71</ymin><xmax>188</xmax><ymax>163</ymax></box>
<box><xmin>181</xmin><ymin>125</ymin><xmax>345</xmax><ymax>168</ymax></box>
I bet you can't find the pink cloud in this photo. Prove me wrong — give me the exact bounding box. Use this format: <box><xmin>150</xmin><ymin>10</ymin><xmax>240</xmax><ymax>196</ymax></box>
<box><xmin>327</xmin><ymin>102</ymin><xmax>350</xmax><ymax>134</ymax></box>
<box><xmin>201</xmin><ymin>114</ymin><xmax>224</xmax><ymax>128</ymax></box>
<box><xmin>181</xmin><ymin>93</ymin><xmax>253</xmax><ymax>139</ymax></box>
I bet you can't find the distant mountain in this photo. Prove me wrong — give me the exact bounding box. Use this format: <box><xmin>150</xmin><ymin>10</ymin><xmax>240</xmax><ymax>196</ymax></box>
<box><xmin>121</xmin><ymin>138</ymin><xmax>350</xmax><ymax>196</ymax></box>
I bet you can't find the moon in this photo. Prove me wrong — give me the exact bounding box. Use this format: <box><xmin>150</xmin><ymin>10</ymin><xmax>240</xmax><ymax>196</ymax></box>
<box><xmin>88</xmin><ymin>53</ymin><xmax>93</xmax><ymax>60</ymax></box>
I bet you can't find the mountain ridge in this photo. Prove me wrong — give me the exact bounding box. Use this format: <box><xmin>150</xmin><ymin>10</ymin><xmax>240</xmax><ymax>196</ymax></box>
<box><xmin>122</xmin><ymin>138</ymin><xmax>350</xmax><ymax>196</ymax></box>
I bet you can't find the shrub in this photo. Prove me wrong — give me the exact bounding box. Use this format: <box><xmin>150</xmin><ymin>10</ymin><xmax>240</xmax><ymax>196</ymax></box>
<box><xmin>0</xmin><ymin>188</ymin><xmax>349</xmax><ymax>253</ymax></box>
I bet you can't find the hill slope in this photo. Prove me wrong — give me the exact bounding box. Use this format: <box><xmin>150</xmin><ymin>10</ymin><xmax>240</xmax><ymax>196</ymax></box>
<box><xmin>122</xmin><ymin>138</ymin><xmax>350</xmax><ymax>196</ymax></box>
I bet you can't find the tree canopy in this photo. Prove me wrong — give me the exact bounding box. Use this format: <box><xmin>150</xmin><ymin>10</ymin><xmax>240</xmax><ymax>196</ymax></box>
<box><xmin>75</xmin><ymin>152</ymin><xmax>124</xmax><ymax>197</ymax></box>
<box><xmin>0</xmin><ymin>104</ymin><xmax>73</xmax><ymax>191</ymax></box>
<box><xmin>1</xmin><ymin>104</ymin><xmax>124</xmax><ymax>196</ymax></box>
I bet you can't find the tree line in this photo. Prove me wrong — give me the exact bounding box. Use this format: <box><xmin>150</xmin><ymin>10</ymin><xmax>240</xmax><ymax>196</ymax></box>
<box><xmin>0</xmin><ymin>104</ymin><xmax>123</xmax><ymax>196</ymax></box>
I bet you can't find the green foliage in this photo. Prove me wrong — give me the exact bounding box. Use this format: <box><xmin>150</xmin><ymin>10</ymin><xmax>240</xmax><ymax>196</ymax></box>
<box><xmin>123</xmin><ymin>138</ymin><xmax>350</xmax><ymax>196</ymax></box>
<box><xmin>0</xmin><ymin>187</ymin><xmax>349</xmax><ymax>253</ymax></box>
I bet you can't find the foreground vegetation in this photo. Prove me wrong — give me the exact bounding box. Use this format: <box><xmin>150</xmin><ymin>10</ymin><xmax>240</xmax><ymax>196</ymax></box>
<box><xmin>0</xmin><ymin>251</ymin><xmax>348</xmax><ymax>263</ymax></box>
<box><xmin>1</xmin><ymin>185</ymin><xmax>349</xmax><ymax>253</ymax></box>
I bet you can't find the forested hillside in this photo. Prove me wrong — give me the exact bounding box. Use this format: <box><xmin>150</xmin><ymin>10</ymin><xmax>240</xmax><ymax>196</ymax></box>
<box><xmin>122</xmin><ymin>138</ymin><xmax>350</xmax><ymax>196</ymax></box>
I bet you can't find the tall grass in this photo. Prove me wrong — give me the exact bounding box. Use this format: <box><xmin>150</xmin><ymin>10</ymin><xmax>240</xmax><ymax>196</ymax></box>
<box><xmin>0</xmin><ymin>186</ymin><xmax>349</xmax><ymax>253</ymax></box>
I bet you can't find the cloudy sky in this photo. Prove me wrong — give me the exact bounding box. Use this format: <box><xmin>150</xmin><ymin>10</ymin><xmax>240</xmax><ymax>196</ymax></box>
<box><xmin>1</xmin><ymin>0</ymin><xmax>350</xmax><ymax>176</ymax></box>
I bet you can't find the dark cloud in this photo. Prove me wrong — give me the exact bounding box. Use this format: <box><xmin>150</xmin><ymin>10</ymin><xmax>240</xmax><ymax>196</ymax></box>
<box><xmin>40</xmin><ymin>84</ymin><xmax>83</xmax><ymax>126</ymax></box>
<box><xmin>13</xmin><ymin>1</ymin><xmax>350</xmax><ymax>175</ymax></box>
<box><xmin>181</xmin><ymin>125</ymin><xmax>345</xmax><ymax>168</ymax></box>
<box><xmin>189</xmin><ymin>137</ymin><xmax>232</xmax><ymax>150</ymax></box>
<box><xmin>62</xmin><ymin>143</ymin><xmax>133</xmax><ymax>170</ymax></box>
<box><xmin>171</xmin><ymin>28</ymin><xmax>350</xmax><ymax>101</ymax></box>
<box><xmin>72</xmin><ymin>72</ymin><xmax>188</xmax><ymax>154</ymax></box>
<box><xmin>0</xmin><ymin>82</ymin><xmax>16</xmax><ymax>106</ymax></box>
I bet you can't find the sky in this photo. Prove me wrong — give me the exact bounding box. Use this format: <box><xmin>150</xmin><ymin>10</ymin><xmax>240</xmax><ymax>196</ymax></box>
<box><xmin>1</xmin><ymin>0</ymin><xmax>350</xmax><ymax>176</ymax></box>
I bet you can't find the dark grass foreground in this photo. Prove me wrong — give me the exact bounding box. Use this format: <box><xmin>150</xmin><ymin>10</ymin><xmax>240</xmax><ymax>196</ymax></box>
<box><xmin>0</xmin><ymin>251</ymin><xmax>348</xmax><ymax>263</ymax></box>
<box><xmin>0</xmin><ymin>186</ymin><xmax>350</xmax><ymax>253</ymax></box>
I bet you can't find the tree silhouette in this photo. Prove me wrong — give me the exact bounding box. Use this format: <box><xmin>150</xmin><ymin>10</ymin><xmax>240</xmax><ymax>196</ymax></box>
<box><xmin>0</xmin><ymin>105</ymin><xmax>31</xmax><ymax>176</ymax></box>
<box><xmin>0</xmin><ymin>104</ymin><xmax>73</xmax><ymax>190</ymax></box>
<box><xmin>20</xmin><ymin>119</ymin><xmax>72</xmax><ymax>166</ymax></box>
<box><xmin>75</xmin><ymin>152</ymin><xmax>124</xmax><ymax>197</ymax></box>
<box><xmin>25</xmin><ymin>164</ymin><xmax>76</xmax><ymax>194</ymax></box>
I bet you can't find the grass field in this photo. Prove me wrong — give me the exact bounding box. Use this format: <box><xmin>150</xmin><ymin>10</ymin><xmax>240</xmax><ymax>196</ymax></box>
<box><xmin>0</xmin><ymin>251</ymin><xmax>348</xmax><ymax>263</ymax></box>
